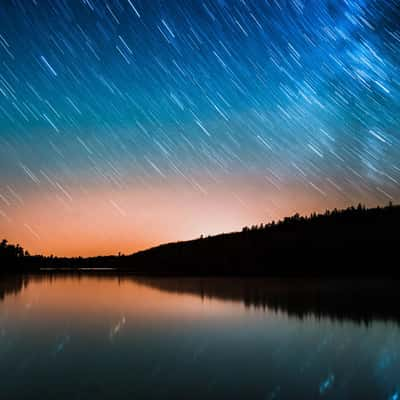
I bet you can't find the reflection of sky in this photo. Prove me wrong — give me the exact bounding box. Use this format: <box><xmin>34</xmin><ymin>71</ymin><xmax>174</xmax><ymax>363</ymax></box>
<box><xmin>1</xmin><ymin>276</ymin><xmax>400</xmax><ymax>399</ymax></box>
<box><xmin>1</xmin><ymin>1</ymin><xmax>400</xmax><ymax>255</ymax></box>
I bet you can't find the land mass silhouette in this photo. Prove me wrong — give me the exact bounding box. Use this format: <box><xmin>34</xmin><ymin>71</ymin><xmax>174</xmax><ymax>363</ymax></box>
<box><xmin>2</xmin><ymin>203</ymin><xmax>400</xmax><ymax>276</ymax></box>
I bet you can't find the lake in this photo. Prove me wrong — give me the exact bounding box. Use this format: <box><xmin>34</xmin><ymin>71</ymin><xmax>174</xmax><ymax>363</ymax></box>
<box><xmin>0</xmin><ymin>274</ymin><xmax>399</xmax><ymax>399</ymax></box>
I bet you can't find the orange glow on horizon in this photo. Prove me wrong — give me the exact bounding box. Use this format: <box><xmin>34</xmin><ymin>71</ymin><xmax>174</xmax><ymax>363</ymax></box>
<box><xmin>0</xmin><ymin>175</ymin><xmax>377</xmax><ymax>257</ymax></box>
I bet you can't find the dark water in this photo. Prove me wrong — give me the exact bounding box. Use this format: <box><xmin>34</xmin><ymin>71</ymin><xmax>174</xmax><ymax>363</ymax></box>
<box><xmin>0</xmin><ymin>275</ymin><xmax>399</xmax><ymax>399</ymax></box>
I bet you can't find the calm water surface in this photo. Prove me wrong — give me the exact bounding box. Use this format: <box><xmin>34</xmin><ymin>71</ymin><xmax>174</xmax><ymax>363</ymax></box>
<box><xmin>0</xmin><ymin>275</ymin><xmax>399</xmax><ymax>399</ymax></box>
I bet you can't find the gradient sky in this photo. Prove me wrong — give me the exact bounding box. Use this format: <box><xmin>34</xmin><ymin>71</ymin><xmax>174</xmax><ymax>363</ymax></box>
<box><xmin>1</xmin><ymin>0</ymin><xmax>400</xmax><ymax>256</ymax></box>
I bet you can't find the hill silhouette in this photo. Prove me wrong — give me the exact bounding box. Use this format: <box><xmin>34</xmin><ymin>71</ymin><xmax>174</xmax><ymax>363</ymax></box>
<box><xmin>2</xmin><ymin>203</ymin><xmax>400</xmax><ymax>275</ymax></box>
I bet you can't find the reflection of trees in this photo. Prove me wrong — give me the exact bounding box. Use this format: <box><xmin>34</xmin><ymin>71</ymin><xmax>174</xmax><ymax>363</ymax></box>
<box><xmin>133</xmin><ymin>277</ymin><xmax>400</xmax><ymax>325</ymax></box>
<box><xmin>1</xmin><ymin>273</ymin><xmax>399</xmax><ymax>325</ymax></box>
<box><xmin>0</xmin><ymin>275</ymin><xmax>29</xmax><ymax>301</ymax></box>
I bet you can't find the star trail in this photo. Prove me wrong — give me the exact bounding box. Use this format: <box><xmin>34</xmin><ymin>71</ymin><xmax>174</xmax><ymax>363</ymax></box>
<box><xmin>0</xmin><ymin>0</ymin><xmax>400</xmax><ymax>256</ymax></box>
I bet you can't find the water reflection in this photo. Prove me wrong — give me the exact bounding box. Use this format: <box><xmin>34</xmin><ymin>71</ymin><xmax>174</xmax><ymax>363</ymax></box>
<box><xmin>2</xmin><ymin>274</ymin><xmax>400</xmax><ymax>325</ymax></box>
<box><xmin>134</xmin><ymin>277</ymin><xmax>400</xmax><ymax>325</ymax></box>
<box><xmin>0</xmin><ymin>274</ymin><xmax>399</xmax><ymax>399</ymax></box>
<box><xmin>0</xmin><ymin>274</ymin><xmax>29</xmax><ymax>301</ymax></box>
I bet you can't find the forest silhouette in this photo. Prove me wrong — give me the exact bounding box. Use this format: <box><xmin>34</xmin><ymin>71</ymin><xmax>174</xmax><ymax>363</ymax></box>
<box><xmin>1</xmin><ymin>203</ymin><xmax>400</xmax><ymax>276</ymax></box>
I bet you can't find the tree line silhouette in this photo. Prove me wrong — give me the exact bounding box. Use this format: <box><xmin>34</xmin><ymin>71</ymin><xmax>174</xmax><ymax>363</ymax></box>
<box><xmin>0</xmin><ymin>239</ymin><xmax>29</xmax><ymax>267</ymax></box>
<box><xmin>2</xmin><ymin>202</ymin><xmax>400</xmax><ymax>275</ymax></box>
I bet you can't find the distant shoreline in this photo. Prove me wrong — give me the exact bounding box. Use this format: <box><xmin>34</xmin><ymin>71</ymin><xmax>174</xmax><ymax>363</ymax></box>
<box><xmin>2</xmin><ymin>203</ymin><xmax>400</xmax><ymax>276</ymax></box>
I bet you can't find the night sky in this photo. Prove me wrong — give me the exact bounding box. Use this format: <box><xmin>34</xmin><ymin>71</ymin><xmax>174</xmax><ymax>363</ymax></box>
<box><xmin>1</xmin><ymin>0</ymin><xmax>400</xmax><ymax>256</ymax></box>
